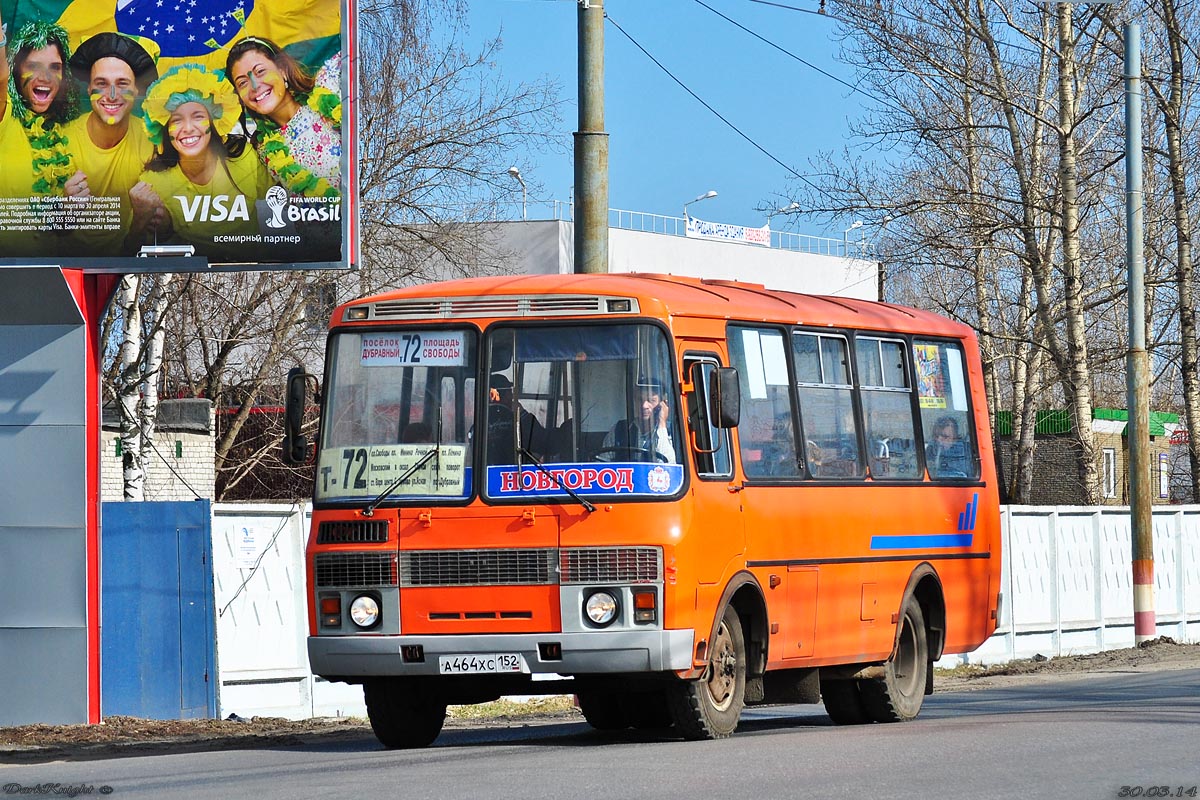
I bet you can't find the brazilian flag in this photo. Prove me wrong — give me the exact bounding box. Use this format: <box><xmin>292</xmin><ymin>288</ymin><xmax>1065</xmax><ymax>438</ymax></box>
<box><xmin>1</xmin><ymin>0</ymin><xmax>341</xmax><ymax>75</ymax></box>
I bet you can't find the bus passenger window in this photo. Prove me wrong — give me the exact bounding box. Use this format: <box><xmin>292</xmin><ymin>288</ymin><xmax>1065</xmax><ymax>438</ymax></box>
<box><xmin>913</xmin><ymin>339</ymin><xmax>979</xmax><ymax>480</ymax></box>
<box><xmin>857</xmin><ymin>337</ymin><xmax>919</xmax><ymax>479</ymax></box>
<box><xmin>794</xmin><ymin>332</ymin><xmax>861</xmax><ymax>479</ymax></box>
<box><xmin>727</xmin><ymin>327</ymin><xmax>799</xmax><ymax>480</ymax></box>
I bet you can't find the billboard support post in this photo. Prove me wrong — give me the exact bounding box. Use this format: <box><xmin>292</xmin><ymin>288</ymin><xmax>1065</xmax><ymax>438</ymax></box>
<box><xmin>1</xmin><ymin>0</ymin><xmax>359</xmax><ymax>724</ymax></box>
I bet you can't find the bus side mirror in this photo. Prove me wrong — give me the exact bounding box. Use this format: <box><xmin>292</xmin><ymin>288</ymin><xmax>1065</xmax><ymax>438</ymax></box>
<box><xmin>710</xmin><ymin>367</ymin><xmax>740</xmax><ymax>428</ymax></box>
<box><xmin>283</xmin><ymin>366</ymin><xmax>313</xmax><ymax>465</ymax></box>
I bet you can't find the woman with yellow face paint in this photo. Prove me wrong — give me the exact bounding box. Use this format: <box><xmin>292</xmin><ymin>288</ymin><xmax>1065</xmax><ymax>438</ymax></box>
<box><xmin>0</xmin><ymin>13</ymin><xmax>84</xmax><ymax>255</ymax></box>
<box><xmin>225</xmin><ymin>37</ymin><xmax>341</xmax><ymax>198</ymax></box>
<box><xmin>132</xmin><ymin>64</ymin><xmax>273</xmax><ymax>261</ymax></box>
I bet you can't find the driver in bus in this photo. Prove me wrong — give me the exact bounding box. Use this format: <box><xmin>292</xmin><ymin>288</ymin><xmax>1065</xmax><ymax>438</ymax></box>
<box><xmin>604</xmin><ymin>380</ymin><xmax>676</xmax><ymax>464</ymax></box>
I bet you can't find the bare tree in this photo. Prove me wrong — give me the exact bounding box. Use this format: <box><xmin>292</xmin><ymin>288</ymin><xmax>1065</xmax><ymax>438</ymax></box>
<box><xmin>788</xmin><ymin>0</ymin><xmax>1133</xmax><ymax>503</ymax></box>
<box><xmin>105</xmin><ymin>0</ymin><xmax>564</xmax><ymax>500</ymax></box>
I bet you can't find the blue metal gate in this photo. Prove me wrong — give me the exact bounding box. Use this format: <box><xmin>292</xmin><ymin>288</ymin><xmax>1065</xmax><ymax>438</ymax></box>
<box><xmin>101</xmin><ymin>500</ymin><xmax>217</xmax><ymax>719</ymax></box>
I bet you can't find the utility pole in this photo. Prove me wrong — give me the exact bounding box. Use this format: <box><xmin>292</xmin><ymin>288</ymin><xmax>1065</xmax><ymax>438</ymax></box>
<box><xmin>574</xmin><ymin>0</ymin><xmax>608</xmax><ymax>274</ymax></box>
<box><xmin>1125</xmin><ymin>21</ymin><xmax>1155</xmax><ymax>643</ymax></box>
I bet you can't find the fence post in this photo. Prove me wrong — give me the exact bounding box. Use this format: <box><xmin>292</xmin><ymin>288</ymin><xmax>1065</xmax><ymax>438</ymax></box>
<box><xmin>1050</xmin><ymin>507</ymin><xmax>1061</xmax><ymax>656</ymax></box>
<box><xmin>1092</xmin><ymin>508</ymin><xmax>1104</xmax><ymax>650</ymax></box>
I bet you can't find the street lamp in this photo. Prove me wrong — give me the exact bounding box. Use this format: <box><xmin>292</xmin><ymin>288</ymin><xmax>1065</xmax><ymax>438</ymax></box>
<box><xmin>843</xmin><ymin>220</ymin><xmax>864</xmax><ymax>256</ymax></box>
<box><xmin>683</xmin><ymin>190</ymin><xmax>717</xmax><ymax>217</ymax></box>
<box><xmin>768</xmin><ymin>201</ymin><xmax>801</xmax><ymax>224</ymax></box>
<box><xmin>508</xmin><ymin>166</ymin><xmax>527</xmax><ymax>220</ymax></box>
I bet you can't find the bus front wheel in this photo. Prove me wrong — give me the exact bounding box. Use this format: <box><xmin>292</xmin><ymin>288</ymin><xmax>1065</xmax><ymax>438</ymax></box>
<box><xmin>859</xmin><ymin>596</ymin><xmax>929</xmax><ymax>722</ymax></box>
<box><xmin>364</xmin><ymin>679</ymin><xmax>447</xmax><ymax>748</ymax></box>
<box><xmin>667</xmin><ymin>604</ymin><xmax>746</xmax><ymax>739</ymax></box>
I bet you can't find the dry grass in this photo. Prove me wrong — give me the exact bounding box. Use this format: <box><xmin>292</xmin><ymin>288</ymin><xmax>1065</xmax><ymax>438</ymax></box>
<box><xmin>447</xmin><ymin>696</ymin><xmax>577</xmax><ymax>720</ymax></box>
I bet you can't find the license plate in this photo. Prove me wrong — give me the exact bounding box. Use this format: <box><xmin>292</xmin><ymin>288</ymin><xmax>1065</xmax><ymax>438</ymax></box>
<box><xmin>438</xmin><ymin>653</ymin><xmax>525</xmax><ymax>674</ymax></box>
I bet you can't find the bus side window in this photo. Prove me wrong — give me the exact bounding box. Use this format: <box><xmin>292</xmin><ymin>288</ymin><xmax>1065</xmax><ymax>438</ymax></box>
<box><xmin>794</xmin><ymin>331</ymin><xmax>862</xmax><ymax>479</ymax></box>
<box><xmin>726</xmin><ymin>327</ymin><xmax>799</xmax><ymax>480</ymax></box>
<box><xmin>913</xmin><ymin>339</ymin><xmax>980</xmax><ymax>480</ymax></box>
<box><xmin>857</xmin><ymin>337</ymin><xmax>920</xmax><ymax>479</ymax></box>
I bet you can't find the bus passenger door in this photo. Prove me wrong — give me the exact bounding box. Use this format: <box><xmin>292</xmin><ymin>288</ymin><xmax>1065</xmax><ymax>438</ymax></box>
<box><xmin>682</xmin><ymin>353</ymin><xmax>745</xmax><ymax>585</ymax></box>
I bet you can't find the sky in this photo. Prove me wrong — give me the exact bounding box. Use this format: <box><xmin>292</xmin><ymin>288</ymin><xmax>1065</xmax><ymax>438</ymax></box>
<box><xmin>460</xmin><ymin>0</ymin><xmax>869</xmax><ymax>238</ymax></box>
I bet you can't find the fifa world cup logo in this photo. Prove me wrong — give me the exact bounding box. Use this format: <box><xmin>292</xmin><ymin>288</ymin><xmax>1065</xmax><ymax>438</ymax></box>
<box><xmin>265</xmin><ymin>185</ymin><xmax>289</xmax><ymax>229</ymax></box>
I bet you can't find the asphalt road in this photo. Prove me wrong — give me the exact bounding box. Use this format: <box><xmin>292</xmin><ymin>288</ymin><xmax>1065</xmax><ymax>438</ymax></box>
<box><xmin>2</xmin><ymin>669</ymin><xmax>1197</xmax><ymax>800</ymax></box>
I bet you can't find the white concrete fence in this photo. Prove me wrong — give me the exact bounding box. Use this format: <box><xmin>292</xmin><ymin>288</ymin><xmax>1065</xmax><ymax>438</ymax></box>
<box><xmin>210</xmin><ymin>503</ymin><xmax>1200</xmax><ymax>720</ymax></box>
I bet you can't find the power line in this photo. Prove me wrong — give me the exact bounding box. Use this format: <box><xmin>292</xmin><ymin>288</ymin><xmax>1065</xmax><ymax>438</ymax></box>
<box><xmin>751</xmin><ymin>0</ymin><xmax>1047</xmax><ymax>61</ymax></box>
<box><xmin>748</xmin><ymin>0</ymin><xmax>830</xmax><ymax>17</ymax></box>
<box><xmin>606</xmin><ymin>12</ymin><xmax>823</xmax><ymax>191</ymax></box>
<box><xmin>691</xmin><ymin>0</ymin><xmax>901</xmax><ymax>112</ymax></box>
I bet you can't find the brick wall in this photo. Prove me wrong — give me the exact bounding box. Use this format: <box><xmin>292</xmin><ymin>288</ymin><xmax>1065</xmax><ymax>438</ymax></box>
<box><xmin>998</xmin><ymin>431</ymin><xmax>1176</xmax><ymax>505</ymax></box>
<box><xmin>101</xmin><ymin>399</ymin><xmax>216</xmax><ymax>502</ymax></box>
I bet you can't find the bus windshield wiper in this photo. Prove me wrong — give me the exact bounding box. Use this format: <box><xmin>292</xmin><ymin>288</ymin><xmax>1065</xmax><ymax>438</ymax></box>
<box><xmin>518</xmin><ymin>446</ymin><xmax>596</xmax><ymax>513</ymax></box>
<box><xmin>362</xmin><ymin>446</ymin><xmax>438</xmax><ymax>517</ymax></box>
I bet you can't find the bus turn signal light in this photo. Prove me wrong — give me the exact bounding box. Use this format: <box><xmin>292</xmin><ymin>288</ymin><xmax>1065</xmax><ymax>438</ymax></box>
<box><xmin>633</xmin><ymin>589</ymin><xmax>657</xmax><ymax>623</ymax></box>
<box><xmin>320</xmin><ymin>596</ymin><xmax>341</xmax><ymax>627</ymax></box>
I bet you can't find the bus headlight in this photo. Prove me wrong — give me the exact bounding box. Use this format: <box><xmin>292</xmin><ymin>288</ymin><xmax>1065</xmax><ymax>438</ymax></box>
<box><xmin>584</xmin><ymin>590</ymin><xmax>619</xmax><ymax>626</ymax></box>
<box><xmin>349</xmin><ymin>595</ymin><xmax>380</xmax><ymax>628</ymax></box>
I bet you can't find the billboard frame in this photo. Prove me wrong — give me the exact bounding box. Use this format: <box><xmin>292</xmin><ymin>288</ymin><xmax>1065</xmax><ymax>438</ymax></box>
<box><xmin>0</xmin><ymin>0</ymin><xmax>360</xmax><ymax>274</ymax></box>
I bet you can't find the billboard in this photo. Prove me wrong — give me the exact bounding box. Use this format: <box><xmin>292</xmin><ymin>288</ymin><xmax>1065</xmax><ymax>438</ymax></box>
<box><xmin>0</xmin><ymin>0</ymin><xmax>357</xmax><ymax>269</ymax></box>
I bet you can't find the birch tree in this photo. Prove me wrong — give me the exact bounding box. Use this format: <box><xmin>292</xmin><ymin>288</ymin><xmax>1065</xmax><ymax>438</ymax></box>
<box><xmin>105</xmin><ymin>273</ymin><xmax>177</xmax><ymax>501</ymax></box>
<box><xmin>1151</xmin><ymin>0</ymin><xmax>1200</xmax><ymax>499</ymax></box>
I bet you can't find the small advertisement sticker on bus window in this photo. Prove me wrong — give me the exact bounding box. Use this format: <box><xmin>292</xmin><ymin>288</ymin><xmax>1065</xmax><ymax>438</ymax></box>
<box><xmin>360</xmin><ymin>332</ymin><xmax>466</xmax><ymax>367</ymax></box>
<box><xmin>914</xmin><ymin>343</ymin><xmax>947</xmax><ymax>409</ymax></box>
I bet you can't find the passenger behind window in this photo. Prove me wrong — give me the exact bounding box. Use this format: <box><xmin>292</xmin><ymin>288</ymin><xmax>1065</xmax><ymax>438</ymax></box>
<box><xmin>762</xmin><ymin>415</ymin><xmax>799</xmax><ymax>477</ymax></box>
<box><xmin>926</xmin><ymin>416</ymin><xmax>971</xmax><ymax>478</ymax></box>
<box><xmin>489</xmin><ymin>374</ymin><xmax>551</xmax><ymax>460</ymax></box>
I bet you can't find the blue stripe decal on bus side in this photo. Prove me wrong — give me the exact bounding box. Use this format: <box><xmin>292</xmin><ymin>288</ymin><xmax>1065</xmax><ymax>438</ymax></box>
<box><xmin>870</xmin><ymin>533</ymin><xmax>974</xmax><ymax>550</ymax></box>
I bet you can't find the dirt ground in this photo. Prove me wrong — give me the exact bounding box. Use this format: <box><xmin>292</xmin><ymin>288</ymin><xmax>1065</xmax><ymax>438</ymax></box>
<box><xmin>2</xmin><ymin>638</ymin><xmax>1196</xmax><ymax>761</ymax></box>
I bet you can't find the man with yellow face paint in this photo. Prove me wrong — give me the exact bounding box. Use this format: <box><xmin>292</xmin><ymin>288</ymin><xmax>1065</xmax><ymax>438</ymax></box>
<box><xmin>63</xmin><ymin>33</ymin><xmax>162</xmax><ymax>255</ymax></box>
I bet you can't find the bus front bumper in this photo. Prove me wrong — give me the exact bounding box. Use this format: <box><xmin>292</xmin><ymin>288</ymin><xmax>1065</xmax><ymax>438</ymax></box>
<box><xmin>308</xmin><ymin>629</ymin><xmax>695</xmax><ymax>677</ymax></box>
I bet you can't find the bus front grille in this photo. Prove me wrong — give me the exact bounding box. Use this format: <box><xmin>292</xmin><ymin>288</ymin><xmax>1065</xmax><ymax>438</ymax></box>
<box><xmin>314</xmin><ymin>553</ymin><xmax>398</xmax><ymax>587</ymax></box>
<box><xmin>400</xmin><ymin>549</ymin><xmax>557</xmax><ymax>587</ymax></box>
<box><xmin>559</xmin><ymin>547</ymin><xmax>662</xmax><ymax>585</ymax></box>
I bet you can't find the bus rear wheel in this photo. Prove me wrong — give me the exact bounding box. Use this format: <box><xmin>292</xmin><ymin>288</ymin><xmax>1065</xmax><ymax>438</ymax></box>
<box><xmin>577</xmin><ymin>689</ymin><xmax>674</xmax><ymax>731</ymax></box>
<box><xmin>364</xmin><ymin>679</ymin><xmax>447</xmax><ymax>748</ymax></box>
<box><xmin>576</xmin><ymin>691</ymin><xmax>630</xmax><ymax>730</ymax></box>
<box><xmin>859</xmin><ymin>596</ymin><xmax>929</xmax><ymax>722</ymax></box>
<box><xmin>667</xmin><ymin>604</ymin><xmax>746</xmax><ymax>739</ymax></box>
<box><xmin>627</xmin><ymin>690</ymin><xmax>674</xmax><ymax>729</ymax></box>
<box><xmin>820</xmin><ymin>677</ymin><xmax>871</xmax><ymax>725</ymax></box>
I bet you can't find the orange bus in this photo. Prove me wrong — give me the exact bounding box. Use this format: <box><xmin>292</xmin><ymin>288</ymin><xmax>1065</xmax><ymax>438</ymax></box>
<box><xmin>283</xmin><ymin>272</ymin><xmax>1002</xmax><ymax>747</ymax></box>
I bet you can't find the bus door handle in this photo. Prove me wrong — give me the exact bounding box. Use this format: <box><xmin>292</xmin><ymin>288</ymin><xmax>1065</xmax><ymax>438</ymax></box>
<box><xmin>727</xmin><ymin>482</ymin><xmax>745</xmax><ymax>493</ymax></box>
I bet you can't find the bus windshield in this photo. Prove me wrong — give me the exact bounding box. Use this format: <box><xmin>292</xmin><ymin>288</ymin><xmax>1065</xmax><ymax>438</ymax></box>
<box><xmin>316</xmin><ymin>329</ymin><xmax>477</xmax><ymax>503</ymax></box>
<box><xmin>482</xmin><ymin>322</ymin><xmax>684</xmax><ymax>500</ymax></box>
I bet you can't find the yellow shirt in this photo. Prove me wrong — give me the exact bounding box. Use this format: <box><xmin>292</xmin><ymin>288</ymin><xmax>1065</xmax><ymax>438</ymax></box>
<box><xmin>141</xmin><ymin>147</ymin><xmax>273</xmax><ymax>262</ymax></box>
<box><xmin>0</xmin><ymin>101</ymin><xmax>38</xmax><ymax>256</ymax></box>
<box><xmin>62</xmin><ymin>115</ymin><xmax>154</xmax><ymax>256</ymax></box>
